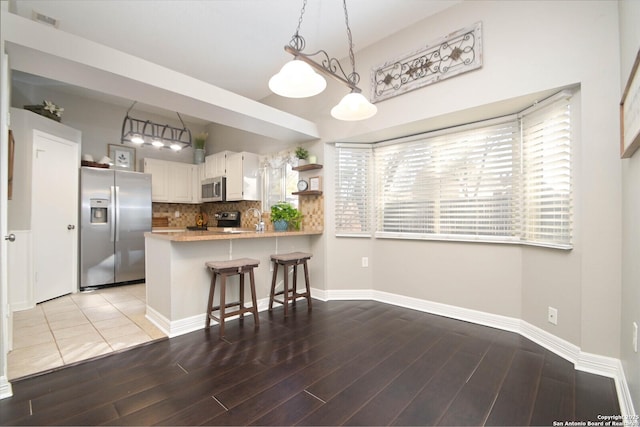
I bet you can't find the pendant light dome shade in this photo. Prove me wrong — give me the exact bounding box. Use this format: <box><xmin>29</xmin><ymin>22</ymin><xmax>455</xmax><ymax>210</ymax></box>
<box><xmin>331</xmin><ymin>92</ymin><xmax>378</xmax><ymax>121</ymax></box>
<box><xmin>269</xmin><ymin>59</ymin><xmax>327</xmax><ymax>98</ymax></box>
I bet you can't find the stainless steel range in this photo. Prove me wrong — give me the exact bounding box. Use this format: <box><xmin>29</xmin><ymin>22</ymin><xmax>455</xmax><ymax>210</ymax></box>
<box><xmin>214</xmin><ymin>211</ymin><xmax>241</xmax><ymax>227</ymax></box>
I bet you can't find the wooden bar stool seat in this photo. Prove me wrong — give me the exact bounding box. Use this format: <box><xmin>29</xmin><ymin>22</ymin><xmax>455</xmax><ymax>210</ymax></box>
<box><xmin>269</xmin><ymin>252</ymin><xmax>312</xmax><ymax>317</ymax></box>
<box><xmin>205</xmin><ymin>257</ymin><xmax>260</xmax><ymax>338</ymax></box>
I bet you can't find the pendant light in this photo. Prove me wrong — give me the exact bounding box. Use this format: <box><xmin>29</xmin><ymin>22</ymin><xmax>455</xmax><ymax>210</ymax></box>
<box><xmin>269</xmin><ymin>52</ymin><xmax>326</xmax><ymax>97</ymax></box>
<box><xmin>270</xmin><ymin>0</ymin><xmax>377</xmax><ymax>121</ymax></box>
<box><xmin>120</xmin><ymin>102</ymin><xmax>192</xmax><ymax>150</ymax></box>
<box><xmin>331</xmin><ymin>91</ymin><xmax>377</xmax><ymax>121</ymax></box>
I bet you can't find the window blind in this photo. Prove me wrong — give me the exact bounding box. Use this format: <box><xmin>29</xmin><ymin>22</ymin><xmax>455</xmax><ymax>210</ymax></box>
<box><xmin>375</xmin><ymin>118</ymin><xmax>520</xmax><ymax>240</ymax></box>
<box><xmin>520</xmin><ymin>94</ymin><xmax>572</xmax><ymax>248</ymax></box>
<box><xmin>334</xmin><ymin>90</ymin><xmax>574</xmax><ymax>249</ymax></box>
<box><xmin>334</xmin><ymin>144</ymin><xmax>373</xmax><ymax>236</ymax></box>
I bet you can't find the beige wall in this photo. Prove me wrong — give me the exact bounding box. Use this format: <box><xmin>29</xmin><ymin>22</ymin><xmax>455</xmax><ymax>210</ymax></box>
<box><xmin>619</xmin><ymin>0</ymin><xmax>640</xmax><ymax>413</ymax></box>
<box><xmin>265</xmin><ymin>1</ymin><xmax>623</xmax><ymax>356</ymax></box>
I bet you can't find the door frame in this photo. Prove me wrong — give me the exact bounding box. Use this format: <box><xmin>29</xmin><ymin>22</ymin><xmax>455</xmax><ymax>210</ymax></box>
<box><xmin>1</xmin><ymin>44</ymin><xmax>14</xmax><ymax>398</ymax></box>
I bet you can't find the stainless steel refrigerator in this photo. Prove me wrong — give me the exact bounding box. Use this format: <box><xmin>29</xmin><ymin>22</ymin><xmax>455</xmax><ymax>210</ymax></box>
<box><xmin>80</xmin><ymin>167</ymin><xmax>152</xmax><ymax>290</ymax></box>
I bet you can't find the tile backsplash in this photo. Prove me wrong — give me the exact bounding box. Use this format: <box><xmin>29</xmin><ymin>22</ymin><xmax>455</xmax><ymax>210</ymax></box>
<box><xmin>152</xmin><ymin>197</ymin><xmax>324</xmax><ymax>232</ymax></box>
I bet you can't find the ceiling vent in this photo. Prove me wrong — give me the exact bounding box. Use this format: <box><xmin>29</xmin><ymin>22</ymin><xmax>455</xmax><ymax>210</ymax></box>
<box><xmin>31</xmin><ymin>10</ymin><xmax>59</xmax><ymax>28</ymax></box>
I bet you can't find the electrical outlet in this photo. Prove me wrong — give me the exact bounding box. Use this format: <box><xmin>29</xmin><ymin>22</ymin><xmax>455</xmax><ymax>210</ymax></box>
<box><xmin>548</xmin><ymin>306</ymin><xmax>558</xmax><ymax>325</ymax></box>
<box><xmin>174</xmin><ymin>210</ymin><xmax>180</xmax><ymax>218</ymax></box>
<box><xmin>361</xmin><ymin>257</ymin><xmax>369</xmax><ymax>268</ymax></box>
<box><xmin>633</xmin><ymin>322</ymin><xmax>638</xmax><ymax>353</ymax></box>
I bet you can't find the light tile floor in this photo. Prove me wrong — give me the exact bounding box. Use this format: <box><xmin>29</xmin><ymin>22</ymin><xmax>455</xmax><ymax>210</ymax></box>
<box><xmin>8</xmin><ymin>283</ymin><xmax>166</xmax><ymax>380</ymax></box>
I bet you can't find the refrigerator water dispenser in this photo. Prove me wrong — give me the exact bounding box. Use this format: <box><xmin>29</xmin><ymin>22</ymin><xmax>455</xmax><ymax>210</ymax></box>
<box><xmin>90</xmin><ymin>199</ymin><xmax>108</xmax><ymax>224</ymax></box>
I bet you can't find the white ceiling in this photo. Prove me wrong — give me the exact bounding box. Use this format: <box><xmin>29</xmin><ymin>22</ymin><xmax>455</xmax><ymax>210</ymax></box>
<box><xmin>10</xmin><ymin>0</ymin><xmax>458</xmax><ymax>105</ymax></box>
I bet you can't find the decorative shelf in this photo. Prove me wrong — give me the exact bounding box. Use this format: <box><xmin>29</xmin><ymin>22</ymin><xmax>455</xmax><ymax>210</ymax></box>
<box><xmin>292</xmin><ymin>190</ymin><xmax>323</xmax><ymax>196</ymax></box>
<box><xmin>293</xmin><ymin>163</ymin><xmax>323</xmax><ymax>172</ymax></box>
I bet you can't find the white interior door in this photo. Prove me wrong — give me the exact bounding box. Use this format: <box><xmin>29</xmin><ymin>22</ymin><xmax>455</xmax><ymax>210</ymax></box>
<box><xmin>32</xmin><ymin>131</ymin><xmax>78</xmax><ymax>303</ymax></box>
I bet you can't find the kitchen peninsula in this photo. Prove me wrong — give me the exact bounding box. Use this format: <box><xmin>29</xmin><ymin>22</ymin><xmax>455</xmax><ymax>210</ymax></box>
<box><xmin>144</xmin><ymin>229</ymin><xmax>321</xmax><ymax>337</ymax></box>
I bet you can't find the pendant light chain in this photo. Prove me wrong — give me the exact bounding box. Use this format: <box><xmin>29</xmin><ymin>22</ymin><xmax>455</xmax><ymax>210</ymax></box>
<box><xmin>290</xmin><ymin>0</ymin><xmax>308</xmax><ymax>51</ymax></box>
<box><xmin>296</xmin><ymin>0</ymin><xmax>307</xmax><ymax>36</ymax></box>
<box><xmin>342</xmin><ymin>0</ymin><xmax>359</xmax><ymax>86</ymax></box>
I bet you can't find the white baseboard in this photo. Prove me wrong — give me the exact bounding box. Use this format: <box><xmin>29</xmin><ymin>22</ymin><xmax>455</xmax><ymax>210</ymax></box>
<box><xmin>324</xmin><ymin>288</ymin><xmax>635</xmax><ymax>417</ymax></box>
<box><xmin>10</xmin><ymin>301</ymin><xmax>35</xmax><ymax>312</ymax></box>
<box><xmin>144</xmin><ymin>287</ymin><xmax>635</xmax><ymax>417</ymax></box>
<box><xmin>0</xmin><ymin>376</ymin><xmax>13</xmax><ymax>399</ymax></box>
<box><xmin>146</xmin><ymin>297</ymin><xmax>273</xmax><ymax>338</ymax></box>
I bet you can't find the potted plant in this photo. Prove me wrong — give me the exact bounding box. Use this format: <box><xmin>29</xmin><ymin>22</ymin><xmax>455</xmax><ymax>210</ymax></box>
<box><xmin>295</xmin><ymin>146</ymin><xmax>309</xmax><ymax>166</ymax></box>
<box><xmin>193</xmin><ymin>132</ymin><xmax>208</xmax><ymax>164</ymax></box>
<box><xmin>24</xmin><ymin>100</ymin><xmax>64</xmax><ymax>122</ymax></box>
<box><xmin>270</xmin><ymin>201</ymin><xmax>302</xmax><ymax>231</ymax></box>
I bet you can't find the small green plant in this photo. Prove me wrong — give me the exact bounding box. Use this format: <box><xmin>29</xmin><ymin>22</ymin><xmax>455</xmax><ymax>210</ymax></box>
<box><xmin>295</xmin><ymin>146</ymin><xmax>309</xmax><ymax>160</ymax></box>
<box><xmin>270</xmin><ymin>201</ymin><xmax>302</xmax><ymax>230</ymax></box>
<box><xmin>193</xmin><ymin>132</ymin><xmax>208</xmax><ymax>150</ymax></box>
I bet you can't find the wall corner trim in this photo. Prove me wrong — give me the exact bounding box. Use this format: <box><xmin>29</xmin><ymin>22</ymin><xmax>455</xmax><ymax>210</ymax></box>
<box><xmin>0</xmin><ymin>376</ymin><xmax>13</xmax><ymax>399</ymax></box>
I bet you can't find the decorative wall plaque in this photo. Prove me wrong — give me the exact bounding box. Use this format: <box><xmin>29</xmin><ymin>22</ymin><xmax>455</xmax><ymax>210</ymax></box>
<box><xmin>371</xmin><ymin>22</ymin><xmax>483</xmax><ymax>103</ymax></box>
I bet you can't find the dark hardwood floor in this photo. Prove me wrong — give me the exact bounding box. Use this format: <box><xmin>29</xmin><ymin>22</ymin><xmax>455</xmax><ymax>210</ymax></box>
<box><xmin>0</xmin><ymin>300</ymin><xmax>620</xmax><ymax>426</ymax></box>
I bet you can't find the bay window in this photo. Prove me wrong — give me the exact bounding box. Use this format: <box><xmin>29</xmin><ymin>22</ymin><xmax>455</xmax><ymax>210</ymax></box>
<box><xmin>335</xmin><ymin>90</ymin><xmax>574</xmax><ymax>249</ymax></box>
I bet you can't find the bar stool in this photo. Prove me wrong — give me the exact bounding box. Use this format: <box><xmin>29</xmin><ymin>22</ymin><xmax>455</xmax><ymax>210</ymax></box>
<box><xmin>205</xmin><ymin>258</ymin><xmax>260</xmax><ymax>338</ymax></box>
<box><xmin>269</xmin><ymin>252</ymin><xmax>312</xmax><ymax>317</ymax></box>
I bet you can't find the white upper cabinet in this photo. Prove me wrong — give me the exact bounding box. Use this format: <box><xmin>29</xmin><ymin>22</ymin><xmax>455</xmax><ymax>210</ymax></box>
<box><xmin>193</xmin><ymin>163</ymin><xmax>205</xmax><ymax>203</ymax></box>
<box><xmin>226</xmin><ymin>152</ymin><xmax>261</xmax><ymax>201</ymax></box>
<box><xmin>143</xmin><ymin>158</ymin><xmax>170</xmax><ymax>202</ymax></box>
<box><xmin>205</xmin><ymin>150</ymin><xmax>235</xmax><ymax>178</ymax></box>
<box><xmin>144</xmin><ymin>158</ymin><xmax>198</xmax><ymax>203</ymax></box>
<box><xmin>169</xmin><ymin>162</ymin><xmax>194</xmax><ymax>203</ymax></box>
<box><xmin>145</xmin><ymin>151</ymin><xmax>260</xmax><ymax>204</ymax></box>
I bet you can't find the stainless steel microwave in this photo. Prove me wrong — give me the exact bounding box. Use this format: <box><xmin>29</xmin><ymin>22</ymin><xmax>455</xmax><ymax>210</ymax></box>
<box><xmin>202</xmin><ymin>176</ymin><xmax>225</xmax><ymax>202</ymax></box>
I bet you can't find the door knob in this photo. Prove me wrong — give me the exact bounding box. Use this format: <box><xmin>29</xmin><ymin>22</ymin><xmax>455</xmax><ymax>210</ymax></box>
<box><xmin>4</xmin><ymin>234</ymin><xmax>15</xmax><ymax>242</ymax></box>
<box><xmin>67</xmin><ymin>225</ymin><xmax>75</xmax><ymax>230</ymax></box>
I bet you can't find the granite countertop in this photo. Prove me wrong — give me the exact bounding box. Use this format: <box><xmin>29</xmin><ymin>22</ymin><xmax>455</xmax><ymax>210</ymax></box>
<box><xmin>146</xmin><ymin>228</ymin><xmax>322</xmax><ymax>242</ymax></box>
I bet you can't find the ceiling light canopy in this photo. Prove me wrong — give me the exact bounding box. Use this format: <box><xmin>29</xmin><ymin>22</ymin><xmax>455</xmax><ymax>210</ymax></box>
<box><xmin>270</xmin><ymin>0</ymin><xmax>377</xmax><ymax>121</ymax></box>
<box><xmin>121</xmin><ymin>101</ymin><xmax>191</xmax><ymax>150</ymax></box>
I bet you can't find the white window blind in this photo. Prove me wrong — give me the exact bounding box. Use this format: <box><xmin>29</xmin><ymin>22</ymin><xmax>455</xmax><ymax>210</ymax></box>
<box><xmin>335</xmin><ymin>144</ymin><xmax>373</xmax><ymax>236</ymax></box>
<box><xmin>375</xmin><ymin>118</ymin><xmax>520</xmax><ymax>241</ymax></box>
<box><xmin>335</xmin><ymin>90</ymin><xmax>573</xmax><ymax>248</ymax></box>
<box><xmin>520</xmin><ymin>94</ymin><xmax>572</xmax><ymax>248</ymax></box>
